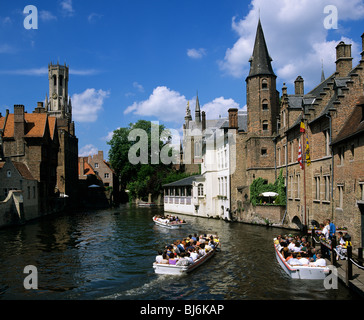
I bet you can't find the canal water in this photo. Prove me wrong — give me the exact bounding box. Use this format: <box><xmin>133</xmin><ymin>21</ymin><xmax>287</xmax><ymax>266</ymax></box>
<box><xmin>0</xmin><ymin>205</ymin><xmax>358</xmax><ymax>300</ymax></box>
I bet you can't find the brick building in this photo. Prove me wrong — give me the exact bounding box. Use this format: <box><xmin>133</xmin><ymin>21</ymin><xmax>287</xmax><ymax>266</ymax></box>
<box><xmin>0</xmin><ymin>63</ymin><xmax>79</xmax><ymax>214</ymax></box>
<box><xmin>229</xmin><ymin>20</ymin><xmax>364</xmax><ymax>247</ymax></box>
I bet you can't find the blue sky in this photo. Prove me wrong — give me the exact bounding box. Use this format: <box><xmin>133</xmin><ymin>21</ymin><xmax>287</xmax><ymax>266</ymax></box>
<box><xmin>1</xmin><ymin>0</ymin><xmax>364</xmax><ymax>158</ymax></box>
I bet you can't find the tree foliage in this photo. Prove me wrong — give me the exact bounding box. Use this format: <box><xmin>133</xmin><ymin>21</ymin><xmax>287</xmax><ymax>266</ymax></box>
<box><xmin>250</xmin><ymin>169</ymin><xmax>286</xmax><ymax>206</ymax></box>
<box><xmin>107</xmin><ymin>120</ymin><xmax>183</xmax><ymax>201</ymax></box>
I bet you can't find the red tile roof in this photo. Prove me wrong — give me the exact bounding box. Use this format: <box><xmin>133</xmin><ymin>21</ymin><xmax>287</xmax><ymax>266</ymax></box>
<box><xmin>0</xmin><ymin>113</ymin><xmax>57</xmax><ymax>140</ymax></box>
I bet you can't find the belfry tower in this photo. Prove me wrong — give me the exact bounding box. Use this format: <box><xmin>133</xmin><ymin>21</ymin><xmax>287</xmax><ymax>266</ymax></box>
<box><xmin>46</xmin><ymin>62</ymin><xmax>72</xmax><ymax>123</ymax></box>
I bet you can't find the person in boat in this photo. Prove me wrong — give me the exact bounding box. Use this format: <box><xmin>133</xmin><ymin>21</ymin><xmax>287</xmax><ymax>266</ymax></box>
<box><xmin>290</xmin><ymin>242</ymin><xmax>300</xmax><ymax>253</ymax></box>
<box><xmin>298</xmin><ymin>254</ymin><xmax>310</xmax><ymax>266</ymax></box>
<box><xmin>288</xmin><ymin>252</ymin><xmax>302</xmax><ymax>266</ymax></box>
<box><xmin>189</xmin><ymin>248</ymin><xmax>199</xmax><ymax>261</ymax></box>
<box><xmin>198</xmin><ymin>243</ymin><xmax>206</xmax><ymax>257</ymax></box>
<box><xmin>309</xmin><ymin>253</ymin><xmax>326</xmax><ymax>267</ymax></box>
<box><xmin>177</xmin><ymin>241</ymin><xmax>185</xmax><ymax>253</ymax></box>
<box><xmin>175</xmin><ymin>252</ymin><xmax>190</xmax><ymax>266</ymax></box>
<box><xmin>156</xmin><ymin>251</ymin><xmax>163</xmax><ymax>263</ymax></box>
<box><xmin>168</xmin><ymin>252</ymin><xmax>178</xmax><ymax>265</ymax></box>
<box><xmin>160</xmin><ymin>253</ymin><xmax>169</xmax><ymax>264</ymax></box>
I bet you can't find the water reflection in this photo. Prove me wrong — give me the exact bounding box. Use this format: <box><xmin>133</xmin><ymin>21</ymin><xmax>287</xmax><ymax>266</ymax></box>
<box><xmin>0</xmin><ymin>205</ymin><xmax>359</xmax><ymax>300</ymax></box>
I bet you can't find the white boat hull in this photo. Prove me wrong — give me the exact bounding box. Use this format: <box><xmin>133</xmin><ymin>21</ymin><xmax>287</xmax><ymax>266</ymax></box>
<box><xmin>274</xmin><ymin>243</ymin><xmax>330</xmax><ymax>280</ymax></box>
<box><xmin>153</xmin><ymin>217</ymin><xmax>187</xmax><ymax>229</ymax></box>
<box><xmin>153</xmin><ymin>246</ymin><xmax>218</xmax><ymax>275</ymax></box>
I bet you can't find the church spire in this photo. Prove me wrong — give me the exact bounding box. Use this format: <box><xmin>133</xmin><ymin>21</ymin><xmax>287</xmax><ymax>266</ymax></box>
<box><xmin>247</xmin><ymin>19</ymin><xmax>275</xmax><ymax>80</ymax></box>
<box><xmin>321</xmin><ymin>59</ymin><xmax>325</xmax><ymax>82</ymax></box>
<box><xmin>195</xmin><ymin>92</ymin><xmax>201</xmax><ymax>123</ymax></box>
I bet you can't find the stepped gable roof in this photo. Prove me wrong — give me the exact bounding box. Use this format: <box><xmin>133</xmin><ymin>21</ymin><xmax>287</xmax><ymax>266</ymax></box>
<box><xmin>247</xmin><ymin>19</ymin><xmax>275</xmax><ymax>80</ymax></box>
<box><xmin>332</xmin><ymin>95</ymin><xmax>364</xmax><ymax>145</ymax></box>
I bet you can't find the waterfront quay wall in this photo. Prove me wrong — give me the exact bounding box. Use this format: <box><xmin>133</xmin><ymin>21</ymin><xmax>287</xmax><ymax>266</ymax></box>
<box><xmin>0</xmin><ymin>190</ymin><xmax>67</xmax><ymax>228</ymax></box>
<box><xmin>0</xmin><ymin>190</ymin><xmax>29</xmax><ymax>227</ymax></box>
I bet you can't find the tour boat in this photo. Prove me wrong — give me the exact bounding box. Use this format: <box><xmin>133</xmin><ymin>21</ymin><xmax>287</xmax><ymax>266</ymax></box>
<box><xmin>153</xmin><ymin>242</ymin><xmax>219</xmax><ymax>275</ymax></box>
<box><xmin>152</xmin><ymin>216</ymin><xmax>187</xmax><ymax>229</ymax></box>
<box><xmin>138</xmin><ymin>202</ymin><xmax>156</xmax><ymax>207</ymax></box>
<box><xmin>274</xmin><ymin>241</ymin><xmax>330</xmax><ymax>280</ymax></box>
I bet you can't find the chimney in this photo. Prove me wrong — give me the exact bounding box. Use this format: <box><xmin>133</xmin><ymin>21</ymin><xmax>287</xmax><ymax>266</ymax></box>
<box><xmin>228</xmin><ymin>108</ymin><xmax>238</xmax><ymax>129</ymax></box>
<box><xmin>14</xmin><ymin>105</ymin><xmax>25</xmax><ymax>140</ymax></box>
<box><xmin>79</xmin><ymin>157</ymin><xmax>84</xmax><ymax>177</ymax></box>
<box><xmin>34</xmin><ymin>102</ymin><xmax>45</xmax><ymax>113</ymax></box>
<box><xmin>202</xmin><ymin>111</ymin><xmax>206</xmax><ymax>132</ymax></box>
<box><xmin>294</xmin><ymin>76</ymin><xmax>304</xmax><ymax>96</ymax></box>
<box><xmin>335</xmin><ymin>41</ymin><xmax>353</xmax><ymax>77</ymax></box>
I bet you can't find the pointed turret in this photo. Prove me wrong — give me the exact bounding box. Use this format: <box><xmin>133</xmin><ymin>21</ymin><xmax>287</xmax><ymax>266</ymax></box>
<box><xmin>247</xmin><ymin>19</ymin><xmax>275</xmax><ymax>80</ymax></box>
<box><xmin>185</xmin><ymin>101</ymin><xmax>192</xmax><ymax>122</ymax></box>
<box><xmin>321</xmin><ymin>60</ymin><xmax>325</xmax><ymax>82</ymax></box>
<box><xmin>45</xmin><ymin>93</ymin><xmax>49</xmax><ymax>111</ymax></box>
<box><xmin>195</xmin><ymin>92</ymin><xmax>201</xmax><ymax>123</ymax></box>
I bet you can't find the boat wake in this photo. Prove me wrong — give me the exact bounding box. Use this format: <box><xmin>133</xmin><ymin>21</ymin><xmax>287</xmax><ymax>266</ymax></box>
<box><xmin>98</xmin><ymin>275</ymin><xmax>172</xmax><ymax>300</ymax></box>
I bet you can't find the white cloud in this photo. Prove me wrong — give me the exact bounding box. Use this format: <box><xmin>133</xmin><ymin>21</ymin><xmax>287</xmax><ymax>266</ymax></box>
<box><xmin>72</xmin><ymin>88</ymin><xmax>110</xmax><ymax>122</ymax></box>
<box><xmin>187</xmin><ymin>48</ymin><xmax>206</xmax><ymax>59</ymax></box>
<box><xmin>201</xmin><ymin>97</ymin><xmax>240</xmax><ymax>120</ymax></box>
<box><xmin>124</xmin><ymin>86</ymin><xmax>187</xmax><ymax>123</ymax></box>
<box><xmin>124</xmin><ymin>86</ymin><xmax>241</xmax><ymax>123</ymax></box>
<box><xmin>88</xmin><ymin>13</ymin><xmax>103</xmax><ymax>23</ymax></box>
<box><xmin>39</xmin><ymin>10</ymin><xmax>57</xmax><ymax>21</ymax></box>
<box><xmin>60</xmin><ymin>0</ymin><xmax>74</xmax><ymax>17</ymax></box>
<box><xmin>0</xmin><ymin>67</ymin><xmax>98</xmax><ymax>76</ymax></box>
<box><xmin>133</xmin><ymin>81</ymin><xmax>144</xmax><ymax>92</ymax></box>
<box><xmin>219</xmin><ymin>0</ymin><xmax>364</xmax><ymax>91</ymax></box>
<box><xmin>79</xmin><ymin>144</ymin><xmax>98</xmax><ymax>157</ymax></box>
<box><xmin>0</xmin><ymin>44</ymin><xmax>16</xmax><ymax>54</ymax></box>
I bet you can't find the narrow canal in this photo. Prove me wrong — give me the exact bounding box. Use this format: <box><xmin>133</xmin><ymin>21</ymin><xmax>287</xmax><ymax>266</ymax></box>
<box><xmin>0</xmin><ymin>205</ymin><xmax>358</xmax><ymax>300</ymax></box>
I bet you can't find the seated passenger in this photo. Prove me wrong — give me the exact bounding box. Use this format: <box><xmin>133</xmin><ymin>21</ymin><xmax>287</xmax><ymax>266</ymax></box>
<box><xmin>298</xmin><ymin>256</ymin><xmax>309</xmax><ymax>266</ymax></box>
<box><xmin>155</xmin><ymin>251</ymin><xmax>163</xmax><ymax>263</ymax></box>
<box><xmin>186</xmin><ymin>252</ymin><xmax>194</xmax><ymax>264</ymax></box>
<box><xmin>198</xmin><ymin>244</ymin><xmax>206</xmax><ymax>256</ymax></box>
<box><xmin>310</xmin><ymin>253</ymin><xmax>326</xmax><ymax>267</ymax></box>
<box><xmin>160</xmin><ymin>253</ymin><xmax>169</xmax><ymax>264</ymax></box>
<box><xmin>169</xmin><ymin>253</ymin><xmax>178</xmax><ymax>265</ymax></box>
<box><xmin>288</xmin><ymin>252</ymin><xmax>301</xmax><ymax>266</ymax></box>
<box><xmin>176</xmin><ymin>252</ymin><xmax>190</xmax><ymax>266</ymax></box>
<box><xmin>288</xmin><ymin>240</ymin><xmax>296</xmax><ymax>251</ymax></box>
<box><xmin>189</xmin><ymin>248</ymin><xmax>199</xmax><ymax>261</ymax></box>
<box><xmin>292</xmin><ymin>242</ymin><xmax>302</xmax><ymax>253</ymax></box>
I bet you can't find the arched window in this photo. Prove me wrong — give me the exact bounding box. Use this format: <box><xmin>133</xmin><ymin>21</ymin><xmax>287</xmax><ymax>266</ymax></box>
<box><xmin>53</xmin><ymin>75</ymin><xmax>57</xmax><ymax>86</ymax></box>
<box><xmin>59</xmin><ymin>75</ymin><xmax>63</xmax><ymax>87</ymax></box>
<box><xmin>262</xmin><ymin>120</ymin><xmax>268</xmax><ymax>131</ymax></box>
<box><xmin>262</xmin><ymin>79</ymin><xmax>268</xmax><ymax>89</ymax></box>
<box><xmin>262</xmin><ymin>99</ymin><xmax>269</xmax><ymax>110</ymax></box>
<box><xmin>198</xmin><ymin>183</ymin><xmax>204</xmax><ymax>197</ymax></box>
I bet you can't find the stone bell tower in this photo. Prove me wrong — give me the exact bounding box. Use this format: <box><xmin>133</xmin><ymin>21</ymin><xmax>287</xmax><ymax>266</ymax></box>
<box><xmin>47</xmin><ymin>62</ymin><xmax>72</xmax><ymax>122</ymax></box>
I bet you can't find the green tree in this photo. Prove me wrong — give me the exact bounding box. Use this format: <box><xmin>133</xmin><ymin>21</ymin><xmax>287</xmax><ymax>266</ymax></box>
<box><xmin>107</xmin><ymin>120</ymin><xmax>175</xmax><ymax>201</ymax></box>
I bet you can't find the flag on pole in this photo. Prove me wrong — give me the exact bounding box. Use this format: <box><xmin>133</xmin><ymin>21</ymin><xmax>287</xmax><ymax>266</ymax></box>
<box><xmin>300</xmin><ymin>121</ymin><xmax>305</xmax><ymax>133</ymax></box>
<box><xmin>298</xmin><ymin>140</ymin><xmax>303</xmax><ymax>170</ymax></box>
<box><xmin>305</xmin><ymin>134</ymin><xmax>311</xmax><ymax>167</ymax></box>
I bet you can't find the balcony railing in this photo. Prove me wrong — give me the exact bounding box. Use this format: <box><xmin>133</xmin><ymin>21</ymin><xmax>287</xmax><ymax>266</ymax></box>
<box><xmin>164</xmin><ymin>196</ymin><xmax>192</xmax><ymax>205</ymax></box>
